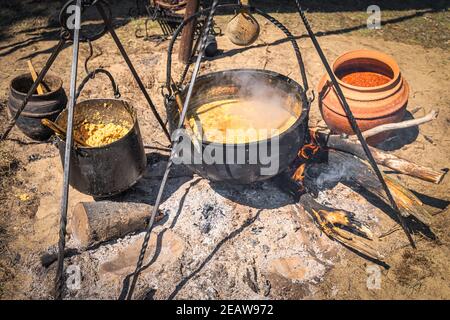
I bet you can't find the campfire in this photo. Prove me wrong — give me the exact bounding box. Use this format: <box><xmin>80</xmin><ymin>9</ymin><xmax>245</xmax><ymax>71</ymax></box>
<box><xmin>277</xmin><ymin>127</ymin><xmax>440</xmax><ymax>261</ymax></box>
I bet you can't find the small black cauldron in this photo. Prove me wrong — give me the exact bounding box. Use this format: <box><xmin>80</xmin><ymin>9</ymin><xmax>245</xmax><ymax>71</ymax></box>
<box><xmin>166</xmin><ymin>69</ymin><xmax>310</xmax><ymax>184</ymax></box>
<box><xmin>8</xmin><ymin>73</ymin><xmax>67</xmax><ymax>140</ymax></box>
<box><xmin>55</xmin><ymin>99</ymin><xmax>146</xmax><ymax>197</ymax></box>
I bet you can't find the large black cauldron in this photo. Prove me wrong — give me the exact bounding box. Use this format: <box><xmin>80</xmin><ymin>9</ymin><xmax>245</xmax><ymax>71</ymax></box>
<box><xmin>166</xmin><ymin>69</ymin><xmax>309</xmax><ymax>184</ymax></box>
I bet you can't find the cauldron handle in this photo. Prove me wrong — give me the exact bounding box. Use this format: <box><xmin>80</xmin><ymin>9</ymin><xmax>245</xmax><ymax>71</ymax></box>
<box><xmin>164</xmin><ymin>3</ymin><xmax>312</xmax><ymax>105</ymax></box>
<box><xmin>75</xmin><ymin>68</ymin><xmax>121</xmax><ymax>100</ymax></box>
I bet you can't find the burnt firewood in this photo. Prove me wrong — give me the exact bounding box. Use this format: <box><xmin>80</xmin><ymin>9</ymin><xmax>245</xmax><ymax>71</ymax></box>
<box><xmin>312</xmin><ymin>129</ymin><xmax>446</xmax><ymax>184</ymax></box>
<box><xmin>298</xmin><ymin>193</ymin><xmax>382</xmax><ymax>261</ymax></box>
<box><xmin>276</xmin><ymin>146</ymin><xmax>436</xmax><ymax>262</ymax></box>
<box><xmin>303</xmin><ymin>150</ymin><xmax>433</xmax><ymax>226</ymax></box>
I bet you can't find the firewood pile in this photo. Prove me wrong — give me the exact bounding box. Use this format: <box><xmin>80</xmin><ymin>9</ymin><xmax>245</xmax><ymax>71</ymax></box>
<box><xmin>276</xmin><ymin>111</ymin><xmax>445</xmax><ymax>261</ymax></box>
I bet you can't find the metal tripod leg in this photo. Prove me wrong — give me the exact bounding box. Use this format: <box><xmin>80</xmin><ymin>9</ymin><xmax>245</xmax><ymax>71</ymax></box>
<box><xmin>54</xmin><ymin>0</ymin><xmax>82</xmax><ymax>300</ymax></box>
<box><xmin>293</xmin><ymin>0</ymin><xmax>415</xmax><ymax>248</ymax></box>
<box><xmin>96</xmin><ymin>2</ymin><xmax>171</xmax><ymax>143</ymax></box>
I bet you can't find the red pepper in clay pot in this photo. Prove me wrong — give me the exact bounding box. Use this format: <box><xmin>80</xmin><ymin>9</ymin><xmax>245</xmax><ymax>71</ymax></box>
<box><xmin>318</xmin><ymin>49</ymin><xmax>409</xmax><ymax>145</ymax></box>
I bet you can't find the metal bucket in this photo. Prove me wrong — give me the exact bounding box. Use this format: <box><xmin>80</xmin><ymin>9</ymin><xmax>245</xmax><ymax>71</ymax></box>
<box><xmin>55</xmin><ymin>99</ymin><xmax>146</xmax><ymax>197</ymax></box>
<box><xmin>7</xmin><ymin>73</ymin><xmax>67</xmax><ymax>140</ymax></box>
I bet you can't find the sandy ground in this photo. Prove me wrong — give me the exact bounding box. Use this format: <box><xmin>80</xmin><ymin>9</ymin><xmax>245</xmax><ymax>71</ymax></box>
<box><xmin>0</xmin><ymin>1</ymin><xmax>449</xmax><ymax>299</ymax></box>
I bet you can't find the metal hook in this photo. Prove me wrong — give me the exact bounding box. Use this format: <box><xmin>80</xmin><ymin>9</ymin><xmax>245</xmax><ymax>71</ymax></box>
<box><xmin>59</xmin><ymin>0</ymin><xmax>111</xmax><ymax>42</ymax></box>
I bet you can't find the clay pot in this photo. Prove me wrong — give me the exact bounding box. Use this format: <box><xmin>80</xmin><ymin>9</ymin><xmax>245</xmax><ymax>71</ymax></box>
<box><xmin>318</xmin><ymin>49</ymin><xmax>409</xmax><ymax>145</ymax></box>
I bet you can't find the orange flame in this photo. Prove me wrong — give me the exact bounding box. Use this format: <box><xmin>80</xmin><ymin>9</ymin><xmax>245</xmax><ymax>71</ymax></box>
<box><xmin>287</xmin><ymin>129</ymin><xmax>324</xmax><ymax>194</ymax></box>
<box><xmin>298</xmin><ymin>143</ymin><xmax>320</xmax><ymax>159</ymax></box>
<box><xmin>292</xmin><ymin>163</ymin><xmax>306</xmax><ymax>182</ymax></box>
<box><xmin>291</xmin><ymin>163</ymin><xmax>306</xmax><ymax>192</ymax></box>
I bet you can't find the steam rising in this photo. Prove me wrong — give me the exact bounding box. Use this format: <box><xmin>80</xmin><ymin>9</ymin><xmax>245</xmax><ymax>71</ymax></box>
<box><xmin>232</xmin><ymin>72</ymin><xmax>300</xmax><ymax>129</ymax></box>
<box><xmin>187</xmin><ymin>71</ymin><xmax>301</xmax><ymax>144</ymax></box>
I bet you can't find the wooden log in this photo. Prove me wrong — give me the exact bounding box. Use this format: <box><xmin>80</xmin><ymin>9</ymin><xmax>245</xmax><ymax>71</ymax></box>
<box><xmin>178</xmin><ymin>0</ymin><xmax>199</xmax><ymax>63</ymax></box>
<box><xmin>313</xmin><ymin>130</ymin><xmax>447</xmax><ymax>184</ymax></box>
<box><xmin>320</xmin><ymin>150</ymin><xmax>433</xmax><ymax>226</ymax></box>
<box><xmin>354</xmin><ymin>110</ymin><xmax>438</xmax><ymax>140</ymax></box>
<box><xmin>298</xmin><ymin>193</ymin><xmax>383</xmax><ymax>262</ymax></box>
<box><xmin>71</xmin><ymin>201</ymin><xmax>164</xmax><ymax>249</ymax></box>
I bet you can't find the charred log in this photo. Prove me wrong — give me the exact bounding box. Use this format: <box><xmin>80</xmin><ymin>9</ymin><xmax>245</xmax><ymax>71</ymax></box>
<box><xmin>276</xmin><ymin>144</ymin><xmax>437</xmax><ymax>261</ymax></box>
<box><xmin>298</xmin><ymin>193</ymin><xmax>382</xmax><ymax>261</ymax></box>
<box><xmin>313</xmin><ymin>129</ymin><xmax>447</xmax><ymax>184</ymax></box>
<box><xmin>303</xmin><ymin>150</ymin><xmax>433</xmax><ymax>226</ymax></box>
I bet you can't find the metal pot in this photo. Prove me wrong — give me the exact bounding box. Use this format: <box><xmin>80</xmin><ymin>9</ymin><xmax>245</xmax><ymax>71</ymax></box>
<box><xmin>166</xmin><ymin>69</ymin><xmax>309</xmax><ymax>184</ymax></box>
<box><xmin>55</xmin><ymin>99</ymin><xmax>146</xmax><ymax>197</ymax></box>
<box><xmin>7</xmin><ymin>73</ymin><xmax>67</xmax><ymax>140</ymax></box>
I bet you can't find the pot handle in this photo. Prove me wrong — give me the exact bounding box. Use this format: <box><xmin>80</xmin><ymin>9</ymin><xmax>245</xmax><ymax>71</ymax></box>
<box><xmin>164</xmin><ymin>3</ymin><xmax>312</xmax><ymax>102</ymax></box>
<box><xmin>54</xmin><ymin>136</ymin><xmax>90</xmax><ymax>158</ymax></box>
<box><xmin>74</xmin><ymin>146</ymin><xmax>90</xmax><ymax>158</ymax></box>
<box><xmin>75</xmin><ymin>69</ymin><xmax>121</xmax><ymax>100</ymax></box>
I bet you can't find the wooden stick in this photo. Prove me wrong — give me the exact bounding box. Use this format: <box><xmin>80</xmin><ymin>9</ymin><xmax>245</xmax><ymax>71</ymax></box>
<box><xmin>41</xmin><ymin>118</ymin><xmax>89</xmax><ymax>147</ymax></box>
<box><xmin>351</xmin><ymin>110</ymin><xmax>438</xmax><ymax>140</ymax></box>
<box><xmin>27</xmin><ymin>60</ymin><xmax>45</xmax><ymax>95</ymax></box>
<box><xmin>70</xmin><ymin>201</ymin><xmax>165</xmax><ymax>249</ymax></box>
<box><xmin>313</xmin><ymin>130</ymin><xmax>447</xmax><ymax>184</ymax></box>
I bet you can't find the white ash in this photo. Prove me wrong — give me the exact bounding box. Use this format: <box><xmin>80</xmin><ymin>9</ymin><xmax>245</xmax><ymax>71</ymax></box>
<box><xmin>315</xmin><ymin>183</ymin><xmax>380</xmax><ymax>226</ymax></box>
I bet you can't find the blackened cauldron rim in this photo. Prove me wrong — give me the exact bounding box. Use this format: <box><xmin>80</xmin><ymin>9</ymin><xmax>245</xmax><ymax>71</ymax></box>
<box><xmin>10</xmin><ymin>72</ymin><xmax>64</xmax><ymax>99</ymax></box>
<box><xmin>170</xmin><ymin>68</ymin><xmax>309</xmax><ymax>148</ymax></box>
<box><xmin>55</xmin><ymin>98</ymin><xmax>139</xmax><ymax>150</ymax></box>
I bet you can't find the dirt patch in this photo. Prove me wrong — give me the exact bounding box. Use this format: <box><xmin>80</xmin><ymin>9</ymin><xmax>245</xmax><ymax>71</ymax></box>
<box><xmin>0</xmin><ymin>103</ymin><xmax>23</xmax><ymax>297</ymax></box>
<box><xmin>395</xmin><ymin>250</ymin><xmax>434</xmax><ymax>287</ymax></box>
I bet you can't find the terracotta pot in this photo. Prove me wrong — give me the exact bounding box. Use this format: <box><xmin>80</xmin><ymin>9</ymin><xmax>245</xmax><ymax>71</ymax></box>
<box><xmin>318</xmin><ymin>49</ymin><xmax>409</xmax><ymax>145</ymax></box>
